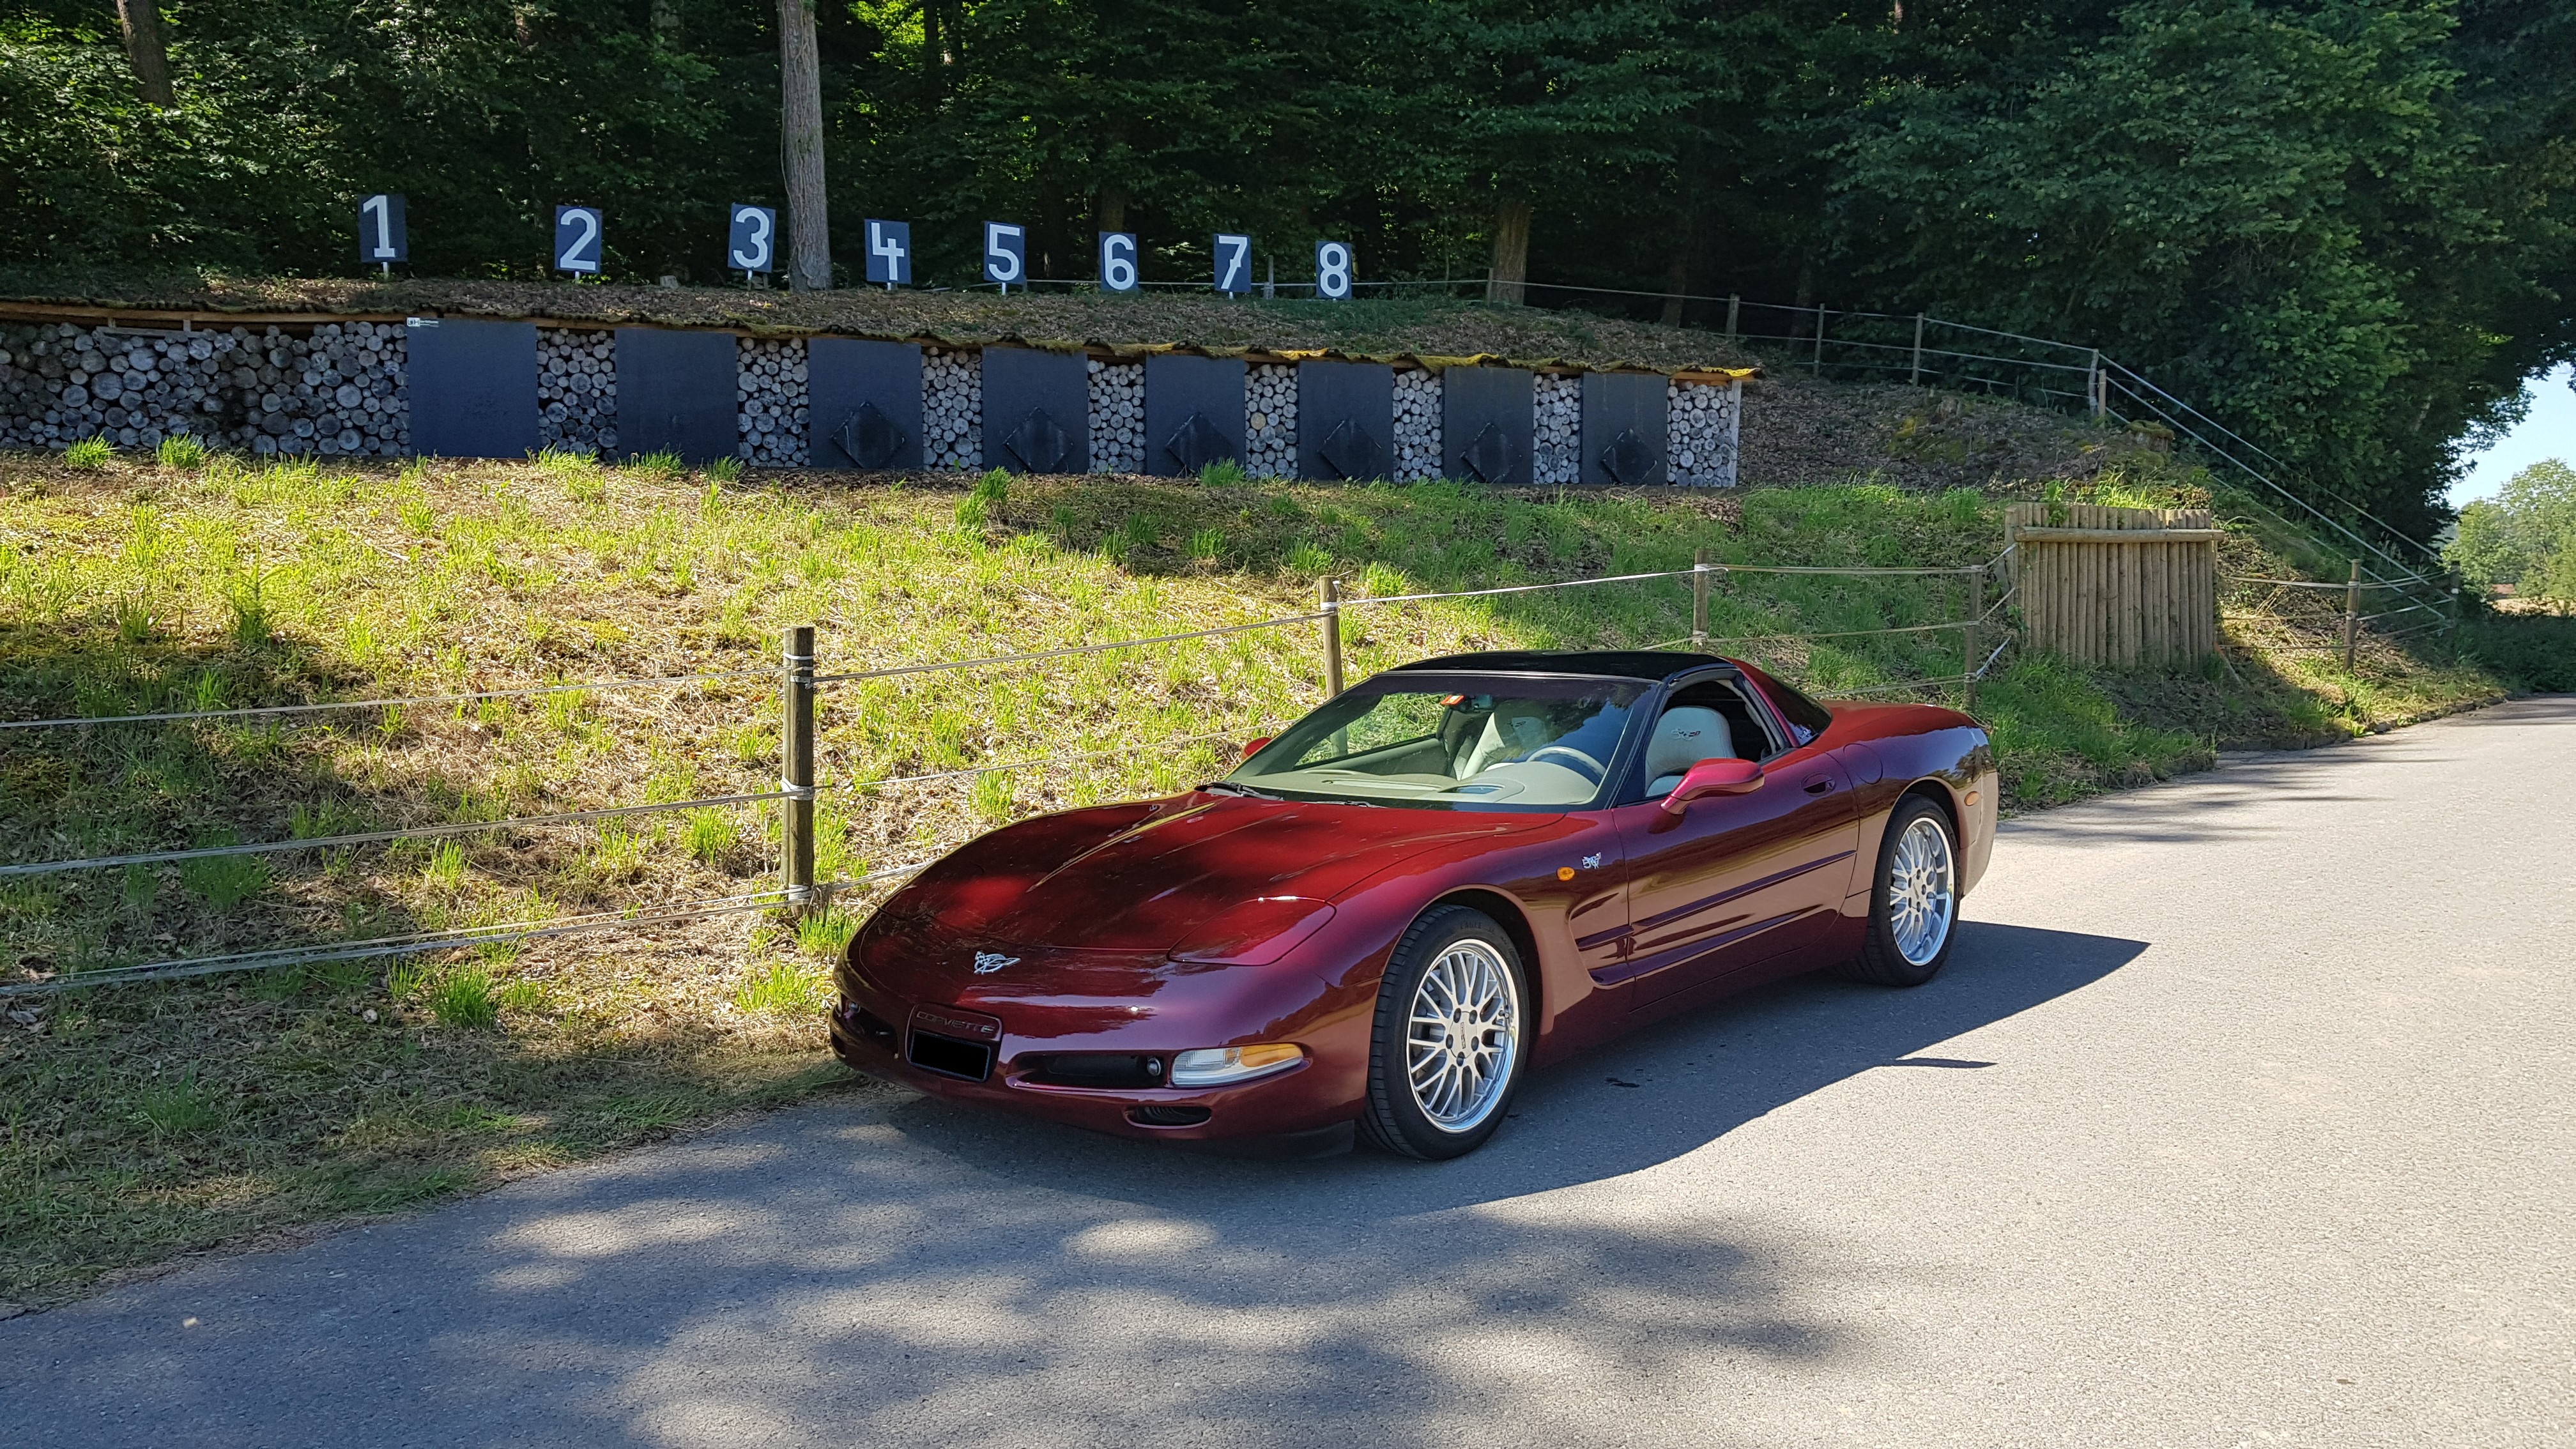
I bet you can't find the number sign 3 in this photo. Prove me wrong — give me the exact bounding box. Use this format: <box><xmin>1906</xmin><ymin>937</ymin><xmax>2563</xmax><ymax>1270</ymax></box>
<box><xmin>866</xmin><ymin>219</ymin><xmax>913</xmax><ymax>286</ymax></box>
<box><xmin>554</xmin><ymin>206</ymin><xmax>604</xmax><ymax>275</ymax></box>
<box><xmin>358</xmin><ymin>194</ymin><xmax>407</xmax><ymax>264</ymax></box>
<box><xmin>983</xmin><ymin>222</ymin><xmax>1026</xmax><ymax>286</ymax></box>
<box><xmin>1099</xmin><ymin>232</ymin><xmax>1140</xmax><ymax>294</ymax></box>
<box><xmin>1213</xmin><ymin>233</ymin><xmax>1252</xmax><ymax>295</ymax></box>
<box><xmin>728</xmin><ymin>204</ymin><xmax>776</xmax><ymax>273</ymax></box>
<box><xmin>1315</xmin><ymin>240</ymin><xmax>1354</xmax><ymax>301</ymax></box>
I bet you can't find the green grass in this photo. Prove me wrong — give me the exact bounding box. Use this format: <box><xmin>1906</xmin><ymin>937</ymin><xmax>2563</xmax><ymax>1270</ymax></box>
<box><xmin>63</xmin><ymin>436</ymin><xmax>111</xmax><ymax>469</ymax></box>
<box><xmin>155</xmin><ymin>434</ymin><xmax>209</xmax><ymax>471</ymax></box>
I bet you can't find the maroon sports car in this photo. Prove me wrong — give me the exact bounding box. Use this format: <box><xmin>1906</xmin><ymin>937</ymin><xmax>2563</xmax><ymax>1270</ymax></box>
<box><xmin>834</xmin><ymin>650</ymin><xmax>1997</xmax><ymax>1158</ymax></box>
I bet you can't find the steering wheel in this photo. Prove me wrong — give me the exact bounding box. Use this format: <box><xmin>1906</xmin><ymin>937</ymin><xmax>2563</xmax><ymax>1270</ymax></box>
<box><xmin>1525</xmin><ymin>745</ymin><xmax>1606</xmax><ymax>783</ymax></box>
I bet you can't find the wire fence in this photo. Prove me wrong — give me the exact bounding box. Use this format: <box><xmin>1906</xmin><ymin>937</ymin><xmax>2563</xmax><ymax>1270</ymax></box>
<box><xmin>1</xmin><ymin>553</ymin><xmax>2015</xmax><ymax>998</ymax></box>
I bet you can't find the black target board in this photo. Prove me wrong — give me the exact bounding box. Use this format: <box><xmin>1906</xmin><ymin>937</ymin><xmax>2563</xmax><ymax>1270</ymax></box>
<box><xmin>1441</xmin><ymin>365</ymin><xmax>1533</xmax><ymax>486</ymax></box>
<box><xmin>1580</xmin><ymin>371</ymin><xmax>1667</xmax><ymax>487</ymax></box>
<box><xmin>982</xmin><ymin>347</ymin><xmax>1089</xmax><ymax>475</ymax></box>
<box><xmin>1295</xmin><ymin>360</ymin><xmax>1393</xmax><ymax>481</ymax></box>
<box><xmin>1144</xmin><ymin>354</ymin><xmax>1246</xmax><ymax>476</ymax></box>
<box><xmin>615</xmin><ymin>327</ymin><xmax>738</xmax><ymax>464</ymax></box>
<box><xmin>808</xmin><ymin>338</ymin><xmax>924</xmax><ymax>471</ymax></box>
<box><xmin>405</xmin><ymin>318</ymin><xmax>539</xmax><ymax>459</ymax></box>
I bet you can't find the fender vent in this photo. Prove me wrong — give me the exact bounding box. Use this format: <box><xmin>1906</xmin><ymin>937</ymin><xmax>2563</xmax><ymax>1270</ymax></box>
<box><xmin>1128</xmin><ymin>1105</ymin><xmax>1213</xmax><ymax>1128</ymax></box>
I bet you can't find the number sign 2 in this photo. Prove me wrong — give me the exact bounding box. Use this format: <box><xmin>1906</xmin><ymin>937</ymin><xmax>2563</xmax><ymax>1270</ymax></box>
<box><xmin>866</xmin><ymin>219</ymin><xmax>913</xmax><ymax>286</ymax></box>
<box><xmin>358</xmin><ymin>194</ymin><xmax>407</xmax><ymax>264</ymax></box>
<box><xmin>728</xmin><ymin>204</ymin><xmax>776</xmax><ymax>273</ymax></box>
<box><xmin>1099</xmin><ymin>232</ymin><xmax>1140</xmax><ymax>294</ymax></box>
<box><xmin>1214</xmin><ymin>233</ymin><xmax>1252</xmax><ymax>295</ymax></box>
<box><xmin>983</xmin><ymin>222</ymin><xmax>1027</xmax><ymax>288</ymax></box>
<box><xmin>554</xmin><ymin>206</ymin><xmax>604</xmax><ymax>275</ymax></box>
<box><xmin>1315</xmin><ymin>240</ymin><xmax>1354</xmax><ymax>301</ymax></box>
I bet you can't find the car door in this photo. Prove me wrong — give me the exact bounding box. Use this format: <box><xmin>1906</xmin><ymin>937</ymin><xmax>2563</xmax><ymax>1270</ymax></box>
<box><xmin>1602</xmin><ymin>687</ymin><xmax>1861</xmax><ymax>1008</ymax></box>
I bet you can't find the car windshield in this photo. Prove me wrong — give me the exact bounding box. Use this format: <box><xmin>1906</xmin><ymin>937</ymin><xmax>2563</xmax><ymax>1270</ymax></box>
<box><xmin>1226</xmin><ymin>675</ymin><xmax>1646</xmax><ymax>809</ymax></box>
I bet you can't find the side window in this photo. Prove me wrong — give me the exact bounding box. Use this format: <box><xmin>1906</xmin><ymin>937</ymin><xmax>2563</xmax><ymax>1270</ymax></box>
<box><xmin>1637</xmin><ymin>678</ymin><xmax>1783</xmax><ymax>799</ymax></box>
<box><xmin>1666</xmin><ymin>680</ymin><xmax>1782</xmax><ymax>760</ymax></box>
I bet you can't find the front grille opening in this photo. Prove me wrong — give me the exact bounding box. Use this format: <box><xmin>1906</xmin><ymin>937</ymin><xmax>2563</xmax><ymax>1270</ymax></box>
<box><xmin>854</xmin><ymin>1009</ymin><xmax>896</xmax><ymax>1047</ymax></box>
<box><xmin>1128</xmin><ymin>1105</ymin><xmax>1213</xmax><ymax>1128</ymax></box>
<box><xmin>1025</xmin><ymin>1054</ymin><xmax>1166</xmax><ymax>1089</ymax></box>
<box><xmin>907</xmin><ymin>1030</ymin><xmax>994</xmax><ymax>1082</ymax></box>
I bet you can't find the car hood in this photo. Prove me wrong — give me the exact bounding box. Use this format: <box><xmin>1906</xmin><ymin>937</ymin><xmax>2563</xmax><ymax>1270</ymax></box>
<box><xmin>878</xmin><ymin>792</ymin><xmax>1549</xmax><ymax>954</ymax></box>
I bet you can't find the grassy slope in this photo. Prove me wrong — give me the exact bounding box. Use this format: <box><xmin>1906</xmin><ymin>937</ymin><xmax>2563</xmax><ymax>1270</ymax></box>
<box><xmin>0</xmin><ymin>431</ymin><xmax>2533</xmax><ymax>1306</ymax></box>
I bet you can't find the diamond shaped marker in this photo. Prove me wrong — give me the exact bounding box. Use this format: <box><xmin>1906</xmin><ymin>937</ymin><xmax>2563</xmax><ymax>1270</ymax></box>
<box><xmin>1162</xmin><ymin>413</ymin><xmax>1232</xmax><ymax>473</ymax></box>
<box><xmin>1317</xmin><ymin>419</ymin><xmax>1383</xmax><ymax>480</ymax></box>
<box><xmin>1003</xmin><ymin>408</ymin><xmax>1070</xmax><ymax>472</ymax></box>
<box><xmin>1459</xmin><ymin>422</ymin><xmax>1517</xmax><ymax>485</ymax></box>
<box><xmin>834</xmin><ymin>401</ymin><xmax>908</xmax><ymax>469</ymax></box>
<box><xmin>1600</xmin><ymin>427</ymin><xmax>1659</xmax><ymax>486</ymax></box>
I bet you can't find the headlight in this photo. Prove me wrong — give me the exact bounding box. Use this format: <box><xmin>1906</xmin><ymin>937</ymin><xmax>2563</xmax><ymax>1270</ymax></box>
<box><xmin>1167</xmin><ymin>1043</ymin><xmax>1304</xmax><ymax>1087</ymax></box>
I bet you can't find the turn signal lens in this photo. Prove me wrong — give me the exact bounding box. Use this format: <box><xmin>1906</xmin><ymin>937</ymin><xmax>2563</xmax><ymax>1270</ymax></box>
<box><xmin>1168</xmin><ymin>1043</ymin><xmax>1304</xmax><ymax>1087</ymax></box>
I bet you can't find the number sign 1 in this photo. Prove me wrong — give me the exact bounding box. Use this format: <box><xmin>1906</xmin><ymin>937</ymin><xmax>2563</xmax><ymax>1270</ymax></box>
<box><xmin>865</xmin><ymin>219</ymin><xmax>913</xmax><ymax>286</ymax></box>
<box><xmin>1315</xmin><ymin>240</ymin><xmax>1354</xmax><ymax>301</ymax></box>
<box><xmin>1099</xmin><ymin>232</ymin><xmax>1140</xmax><ymax>294</ymax></box>
<box><xmin>358</xmin><ymin>194</ymin><xmax>408</xmax><ymax>266</ymax></box>
<box><xmin>728</xmin><ymin>204</ymin><xmax>777</xmax><ymax>273</ymax></box>
<box><xmin>983</xmin><ymin>222</ymin><xmax>1027</xmax><ymax>289</ymax></box>
<box><xmin>1213</xmin><ymin>233</ymin><xmax>1252</xmax><ymax>295</ymax></box>
<box><xmin>554</xmin><ymin>205</ymin><xmax>604</xmax><ymax>275</ymax></box>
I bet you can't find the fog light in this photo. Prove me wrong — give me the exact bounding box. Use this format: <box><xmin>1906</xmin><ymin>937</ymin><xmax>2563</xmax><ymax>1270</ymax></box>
<box><xmin>1167</xmin><ymin>1043</ymin><xmax>1303</xmax><ymax>1087</ymax></box>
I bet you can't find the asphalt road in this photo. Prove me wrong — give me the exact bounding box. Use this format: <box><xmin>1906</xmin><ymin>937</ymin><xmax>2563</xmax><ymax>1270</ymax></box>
<box><xmin>8</xmin><ymin>698</ymin><xmax>2570</xmax><ymax>1448</ymax></box>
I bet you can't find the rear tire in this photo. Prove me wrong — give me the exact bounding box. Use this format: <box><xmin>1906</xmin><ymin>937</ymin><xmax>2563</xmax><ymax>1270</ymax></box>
<box><xmin>1359</xmin><ymin>905</ymin><xmax>1529</xmax><ymax>1160</ymax></box>
<box><xmin>1843</xmin><ymin>795</ymin><xmax>1959</xmax><ymax>987</ymax></box>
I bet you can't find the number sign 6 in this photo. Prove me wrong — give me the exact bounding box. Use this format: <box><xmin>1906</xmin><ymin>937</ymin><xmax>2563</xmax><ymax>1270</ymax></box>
<box><xmin>1213</xmin><ymin>233</ymin><xmax>1252</xmax><ymax>295</ymax></box>
<box><xmin>1315</xmin><ymin>240</ymin><xmax>1354</xmax><ymax>301</ymax></box>
<box><xmin>554</xmin><ymin>205</ymin><xmax>604</xmax><ymax>275</ymax></box>
<box><xmin>865</xmin><ymin>219</ymin><xmax>913</xmax><ymax>286</ymax></box>
<box><xmin>1099</xmin><ymin>231</ymin><xmax>1139</xmax><ymax>294</ymax></box>
<box><xmin>728</xmin><ymin>204</ymin><xmax>776</xmax><ymax>273</ymax></box>
<box><xmin>358</xmin><ymin>194</ymin><xmax>407</xmax><ymax>264</ymax></box>
<box><xmin>984</xmin><ymin>222</ymin><xmax>1027</xmax><ymax>288</ymax></box>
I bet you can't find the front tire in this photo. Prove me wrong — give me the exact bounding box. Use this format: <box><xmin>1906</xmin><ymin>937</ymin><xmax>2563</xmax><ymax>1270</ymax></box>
<box><xmin>1844</xmin><ymin>795</ymin><xmax>1959</xmax><ymax>987</ymax></box>
<box><xmin>1360</xmin><ymin>905</ymin><xmax>1528</xmax><ymax>1160</ymax></box>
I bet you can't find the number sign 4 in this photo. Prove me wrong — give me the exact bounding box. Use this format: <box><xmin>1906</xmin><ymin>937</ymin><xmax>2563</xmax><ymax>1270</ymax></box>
<box><xmin>1315</xmin><ymin>240</ymin><xmax>1354</xmax><ymax>301</ymax></box>
<box><xmin>1214</xmin><ymin>233</ymin><xmax>1252</xmax><ymax>295</ymax></box>
<box><xmin>1099</xmin><ymin>232</ymin><xmax>1140</xmax><ymax>294</ymax></box>
<box><xmin>554</xmin><ymin>205</ymin><xmax>604</xmax><ymax>275</ymax></box>
<box><xmin>984</xmin><ymin>222</ymin><xmax>1027</xmax><ymax>288</ymax></box>
<box><xmin>728</xmin><ymin>204</ymin><xmax>777</xmax><ymax>273</ymax></box>
<box><xmin>866</xmin><ymin>219</ymin><xmax>913</xmax><ymax>286</ymax></box>
<box><xmin>358</xmin><ymin>194</ymin><xmax>408</xmax><ymax>265</ymax></box>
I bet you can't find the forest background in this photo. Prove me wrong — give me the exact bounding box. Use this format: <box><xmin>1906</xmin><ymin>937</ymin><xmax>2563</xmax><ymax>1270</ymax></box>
<box><xmin>1</xmin><ymin>0</ymin><xmax>2571</xmax><ymax>541</ymax></box>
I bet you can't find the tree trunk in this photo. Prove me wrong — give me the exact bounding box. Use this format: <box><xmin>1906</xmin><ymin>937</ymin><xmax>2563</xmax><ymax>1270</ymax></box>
<box><xmin>1659</xmin><ymin>217</ymin><xmax>1694</xmax><ymax>326</ymax></box>
<box><xmin>1486</xmin><ymin>198</ymin><xmax>1532</xmax><ymax>305</ymax></box>
<box><xmin>778</xmin><ymin>0</ymin><xmax>832</xmax><ymax>291</ymax></box>
<box><xmin>117</xmin><ymin>0</ymin><xmax>175</xmax><ymax>107</ymax></box>
<box><xmin>1096</xmin><ymin>185</ymin><xmax>1126</xmax><ymax>236</ymax></box>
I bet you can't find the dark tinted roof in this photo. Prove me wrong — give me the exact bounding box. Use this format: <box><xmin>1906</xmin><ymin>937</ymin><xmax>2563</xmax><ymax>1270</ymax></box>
<box><xmin>1388</xmin><ymin>650</ymin><xmax>1735</xmax><ymax>682</ymax></box>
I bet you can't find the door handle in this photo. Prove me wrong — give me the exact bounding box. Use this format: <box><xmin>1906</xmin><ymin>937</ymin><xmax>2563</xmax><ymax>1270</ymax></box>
<box><xmin>1802</xmin><ymin>774</ymin><xmax>1835</xmax><ymax>795</ymax></box>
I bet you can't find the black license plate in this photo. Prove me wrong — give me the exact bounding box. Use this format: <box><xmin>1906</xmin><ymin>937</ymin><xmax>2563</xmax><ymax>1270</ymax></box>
<box><xmin>907</xmin><ymin>1030</ymin><xmax>994</xmax><ymax>1082</ymax></box>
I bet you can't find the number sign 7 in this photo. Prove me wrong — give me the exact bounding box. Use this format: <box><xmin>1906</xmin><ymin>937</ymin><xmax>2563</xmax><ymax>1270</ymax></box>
<box><xmin>554</xmin><ymin>205</ymin><xmax>603</xmax><ymax>275</ymax></box>
<box><xmin>1214</xmin><ymin>233</ymin><xmax>1252</xmax><ymax>295</ymax></box>
<box><xmin>866</xmin><ymin>219</ymin><xmax>912</xmax><ymax>286</ymax></box>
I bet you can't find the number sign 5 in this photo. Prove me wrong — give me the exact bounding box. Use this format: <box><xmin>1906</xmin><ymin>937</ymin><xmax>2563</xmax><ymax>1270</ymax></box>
<box><xmin>1214</xmin><ymin>233</ymin><xmax>1252</xmax><ymax>295</ymax></box>
<box><xmin>866</xmin><ymin>219</ymin><xmax>913</xmax><ymax>286</ymax></box>
<box><xmin>728</xmin><ymin>204</ymin><xmax>776</xmax><ymax>273</ymax></box>
<box><xmin>984</xmin><ymin>222</ymin><xmax>1027</xmax><ymax>287</ymax></box>
<box><xmin>358</xmin><ymin>194</ymin><xmax>408</xmax><ymax>264</ymax></box>
<box><xmin>1099</xmin><ymin>232</ymin><xmax>1139</xmax><ymax>294</ymax></box>
<box><xmin>1315</xmin><ymin>240</ymin><xmax>1354</xmax><ymax>301</ymax></box>
<box><xmin>554</xmin><ymin>206</ymin><xmax>604</xmax><ymax>275</ymax></box>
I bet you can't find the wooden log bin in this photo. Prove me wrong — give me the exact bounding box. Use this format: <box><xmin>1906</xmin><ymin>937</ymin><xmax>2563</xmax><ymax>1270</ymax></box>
<box><xmin>2005</xmin><ymin>502</ymin><xmax>2220</xmax><ymax>667</ymax></box>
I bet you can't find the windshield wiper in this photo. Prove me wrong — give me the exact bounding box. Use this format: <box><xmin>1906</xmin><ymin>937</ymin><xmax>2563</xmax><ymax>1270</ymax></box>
<box><xmin>1198</xmin><ymin>781</ymin><xmax>1283</xmax><ymax>800</ymax></box>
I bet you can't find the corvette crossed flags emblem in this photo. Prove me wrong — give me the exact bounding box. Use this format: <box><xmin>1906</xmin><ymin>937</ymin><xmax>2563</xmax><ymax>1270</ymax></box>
<box><xmin>972</xmin><ymin>951</ymin><xmax>1021</xmax><ymax>974</ymax></box>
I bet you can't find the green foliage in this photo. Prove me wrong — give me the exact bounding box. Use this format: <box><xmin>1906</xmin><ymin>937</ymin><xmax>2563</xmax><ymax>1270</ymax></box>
<box><xmin>733</xmin><ymin>958</ymin><xmax>832</xmax><ymax>1015</ymax></box>
<box><xmin>63</xmin><ymin>436</ymin><xmax>111</xmax><ymax>468</ymax></box>
<box><xmin>2446</xmin><ymin>461</ymin><xmax>2576</xmax><ymax>601</ymax></box>
<box><xmin>178</xmin><ymin>847</ymin><xmax>270</xmax><ymax>910</ymax></box>
<box><xmin>427</xmin><ymin>966</ymin><xmax>499</xmax><ymax>1030</ymax></box>
<box><xmin>155</xmin><ymin>434</ymin><xmax>208</xmax><ymax>470</ymax></box>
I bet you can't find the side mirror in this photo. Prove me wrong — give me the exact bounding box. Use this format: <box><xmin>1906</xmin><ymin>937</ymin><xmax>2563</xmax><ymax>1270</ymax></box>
<box><xmin>1660</xmin><ymin>757</ymin><xmax>1763</xmax><ymax>814</ymax></box>
<box><xmin>1243</xmin><ymin>736</ymin><xmax>1273</xmax><ymax>759</ymax></box>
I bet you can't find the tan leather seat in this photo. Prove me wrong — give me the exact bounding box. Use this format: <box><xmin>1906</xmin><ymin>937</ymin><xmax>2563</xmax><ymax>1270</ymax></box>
<box><xmin>1643</xmin><ymin>706</ymin><xmax>1734</xmax><ymax>796</ymax></box>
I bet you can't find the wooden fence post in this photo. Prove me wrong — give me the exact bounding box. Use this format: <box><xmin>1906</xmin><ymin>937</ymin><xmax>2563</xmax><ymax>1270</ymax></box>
<box><xmin>1912</xmin><ymin>313</ymin><xmax>1926</xmax><ymax>386</ymax></box>
<box><xmin>1692</xmin><ymin>548</ymin><xmax>1711</xmax><ymax>648</ymax></box>
<box><xmin>781</xmin><ymin>624</ymin><xmax>816</xmax><ymax>910</ymax></box>
<box><xmin>1811</xmin><ymin>307</ymin><xmax>1826</xmax><ymax>374</ymax></box>
<box><xmin>1725</xmin><ymin>295</ymin><xmax>1739</xmax><ymax>344</ymax></box>
<box><xmin>2342</xmin><ymin>560</ymin><xmax>2362</xmax><ymax>670</ymax></box>
<box><xmin>1963</xmin><ymin>567</ymin><xmax>1982</xmax><ymax>712</ymax></box>
<box><xmin>1321</xmin><ymin>578</ymin><xmax>1343</xmax><ymax>698</ymax></box>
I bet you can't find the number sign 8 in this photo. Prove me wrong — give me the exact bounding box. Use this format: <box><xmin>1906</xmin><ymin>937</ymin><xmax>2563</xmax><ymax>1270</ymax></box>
<box><xmin>358</xmin><ymin>194</ymin><xmax>408</xmax><ymax>264</ymax></box>
<box><xmin>865</xmin><ymin>219</ymin><xmax>913</xmax><ymax>286</ymax></box>
<box><xmin>1315</xmin><ymin>240</ymin><xmax>1354</xmax><ymax>301</ymax></box>
<box><xmin>554</xmin><ymin>205</ymin><xmax>604</xmax><ymax>275</ymax></box>
<box><xmin>1213</xmin><ymin>233</ymin><xmax>1252</xmax><ymax>295</ymax></box>
<box><xmin>984</xmin><ymin>222</ymin><xmax>1027</xmax><ymax>286</ymax></box>
<box><xmin>1099</xmin><ymin>232</ymin><xmax>1139</xmax><ymax>294</ymax></box>
<box><xmin>728</xmin><ymin>204</ymin><xmax>776</xmax><ymax>273</ymax></box>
